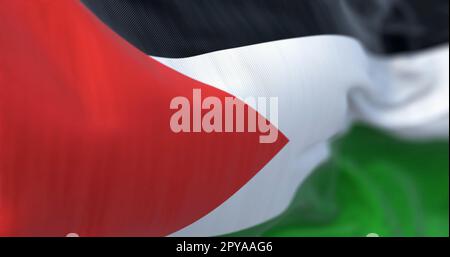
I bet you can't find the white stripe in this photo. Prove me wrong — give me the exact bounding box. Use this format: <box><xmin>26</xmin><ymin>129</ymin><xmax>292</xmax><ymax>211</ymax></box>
<box><xmin>152</xmin><ymin>36</ymin><xmax>448</xmax><ymax>236</ymax></box>
<box><xmin>352</xmin><ymin>44</ymin><xmax>449</xmax><ymax>139</ymax></box>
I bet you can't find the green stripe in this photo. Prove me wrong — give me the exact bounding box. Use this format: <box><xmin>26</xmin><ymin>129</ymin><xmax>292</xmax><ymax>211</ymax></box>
<box><xmin>226</xmin><ymin>125</ymin><xmax>449</xmax><ymax>237</ymax></box>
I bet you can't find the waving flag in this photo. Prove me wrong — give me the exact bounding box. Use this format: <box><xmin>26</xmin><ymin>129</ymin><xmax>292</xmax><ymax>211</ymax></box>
<box><xmin>0</xmin><ymin>0</ymin><xmax>448</xmax><ymax>236</ymax></box>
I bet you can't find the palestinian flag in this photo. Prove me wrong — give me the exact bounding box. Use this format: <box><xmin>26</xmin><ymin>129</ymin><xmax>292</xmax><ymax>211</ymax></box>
<box><xmin>0</xmin><ymin>0</ymin><xmax>448</xmax><ymax>236</ymax></box>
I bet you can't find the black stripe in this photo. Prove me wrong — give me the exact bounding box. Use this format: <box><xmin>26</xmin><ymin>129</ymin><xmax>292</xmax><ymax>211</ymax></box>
<box><xmin>81</xmin><ymin>0</ymin><xmax>449</xmax><ymax>57</ymax></box>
